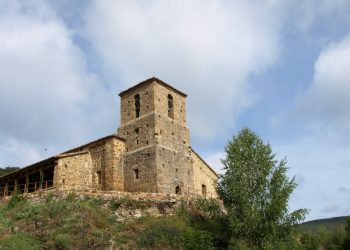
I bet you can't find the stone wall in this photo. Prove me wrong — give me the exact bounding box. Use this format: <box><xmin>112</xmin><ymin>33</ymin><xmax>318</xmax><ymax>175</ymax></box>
<box><xmin>15</xmin><ymin>188</ymin><xmax>222</xmax><ymax>221</ymax></box>
<box><xmin>153</xmin><ymin>82</ymin><xmax>187</xmax><ymax>126</ymax></box>
<box><xmin>122</xmin><ymin>145</ymin><xmax>158</xmax><ymax>193</ymax></box>
<box><xmin>120</xmin><ymin>81</ymin><xmax>155</xmax><ymax>125</ymax></box>
<box><xmin>156</xmin><ymin>145</ymin><xmax>194</xmax><ymax>194</ymax></box>
<box><xmin>54</xmin><ymin>152</ymin><xmax>92</xmax><ymax>190</ymax></box>
<box><xmin>191</xmin><ymin>149</ymin><xmax>218</xmax><ymax>198</ymax></box>
<box><xmin>54</xmin><ymin>136</ymin><xmax>125</xmax><ymax>192</ymax></box>
<box><xmin>117</xmin><ymin>79</ymin><xmax>195</xmax><ymax>195</ymax></box>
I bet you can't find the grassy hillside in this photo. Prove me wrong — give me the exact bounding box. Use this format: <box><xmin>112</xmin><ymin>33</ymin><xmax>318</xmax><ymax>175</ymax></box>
<box><xmin>0</xmin><ymin>193</ymin><xmax>227</xmax><ymax>249</ymax></box>
<box><xmin>1</xmin><ymin>193</ymin><xmax>349</xmax><ymax>249</ymax></box>
<box><xmin>300</xmin><ymin>216</ymin><xmax>350</xmax><ymax>232</ymax></box>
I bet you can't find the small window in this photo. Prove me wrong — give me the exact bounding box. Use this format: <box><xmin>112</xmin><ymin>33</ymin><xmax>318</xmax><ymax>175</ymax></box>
<box><xmin>175</xmin><ymin>186</ymin><xmax>181</xmax><ymax>195</ymax></box>
<box><xmin>175</xmin><ymin>168</ymin><xmax>178</xmax><ymax>173</ymax></box>
<box><xmin>134</xmin><ymin>169</ymin><xmax>139</xmax><ymax>180</ymax></box>
<box><xmin>134</xmin><ymin>94</ymin><xmax>140</xmax><ymax>118</ymax></box>
<box><xmin>168</xmin><ymin>94</ymin><xmax>174</xmax><ymax>118</ymax></box>
<box><xmin>96</xmin><ymin>171</ymin><xmax>102</xmax><ymax>184</ymax></box>
<box><xmin>202</xmin><ymin>184</ymin><xmax>207</xmax><ymax>196</ymax></box>
<box><xmin>135</xmin><ymin>128</ymin><xmax>139</xmax><ymax>134</ymax></box>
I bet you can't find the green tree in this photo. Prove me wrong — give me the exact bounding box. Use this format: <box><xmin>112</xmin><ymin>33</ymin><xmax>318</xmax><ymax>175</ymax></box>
<box><xmin>218</xmin><ymin>128</ymin><xmax>308</xmax><ymax>249</ymax></box>
<box><xmin>0</xmin><ymin>167</ymin><xmax>20</xmax><ymax>177</ymax></box>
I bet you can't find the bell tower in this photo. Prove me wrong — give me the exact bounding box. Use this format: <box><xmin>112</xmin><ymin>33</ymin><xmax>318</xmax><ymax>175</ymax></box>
<box><xmin>117</xmin><ymin>77</ymin><xmax>194</xmax><ymax>193</ymax></box>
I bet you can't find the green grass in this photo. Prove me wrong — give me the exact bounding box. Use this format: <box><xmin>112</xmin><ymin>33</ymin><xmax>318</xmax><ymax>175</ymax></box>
<box><xmin>1</xmin><ymin>194</ymin><xmax>349</xmax><ymax>249</ymax></box>
<box><xmin>0</xmin><ymin>232</ymin><xmax>41</xmax><ymax>250</ymax></box>
<box><xmin>0</xmin><ymin>195</ymin><xmax>227</xmax><ymax>249</ymax></box>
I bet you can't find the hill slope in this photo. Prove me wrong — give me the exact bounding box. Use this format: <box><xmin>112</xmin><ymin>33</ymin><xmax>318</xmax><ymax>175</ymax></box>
<box><xmin>300</xmin><ymin>216</ymin><xmax>350</xmax><ymax>232</ymax></box>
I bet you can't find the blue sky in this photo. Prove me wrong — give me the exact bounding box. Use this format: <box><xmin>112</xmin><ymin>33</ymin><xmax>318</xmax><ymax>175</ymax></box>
<box><xmin>1</xmin><ymin>0</ymin><xmax>350</xmax><ymax>221</ymax></box>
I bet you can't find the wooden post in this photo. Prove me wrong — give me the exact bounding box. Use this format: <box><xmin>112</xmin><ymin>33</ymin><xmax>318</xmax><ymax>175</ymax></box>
<box><xmin>4</xmin><ymin>182</ymin><xmax>9</xmax><ymax>196</ymax></box>
<box><xmin>25</xmin><ymin>174</ymin><xmax>29</xmax><ymax>193</ymax></box>
<box><xmin>40</xmin><ymin>168</ymin><xmax>44</xmax><ymax>190</ymax></box>
<box><xmin>14</xmin><ymin>178</ymin><xmax>18</xmax><ymax>194</ymax></box>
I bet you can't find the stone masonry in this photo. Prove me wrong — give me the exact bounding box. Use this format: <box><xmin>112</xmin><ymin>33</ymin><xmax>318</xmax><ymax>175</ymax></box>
<box><xmin>0</xmin><ymin>77</ymin><xmax>218</xmax><ymax>198</ymax></box>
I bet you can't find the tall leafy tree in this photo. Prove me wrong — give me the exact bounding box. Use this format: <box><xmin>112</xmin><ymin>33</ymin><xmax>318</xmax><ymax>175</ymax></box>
<box><xmin>218</xmin><ymin>128</ymin><xmax>308</xmax><ymax>249</ymax></box>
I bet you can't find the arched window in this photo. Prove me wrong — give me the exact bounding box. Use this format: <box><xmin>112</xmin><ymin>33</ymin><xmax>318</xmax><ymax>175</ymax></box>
<box><xmin>134</xmin><ymin>169</ymin><xmax>139</xmax><ymax>180</ymax></box>
<box><xmin>167</xmin><ymin>94</ymin><xmax>174</xmax><ymax>119</ymax></box>
<box><xmin>175</xmin><ymin>185</ymin><xmax>181</xmax><ymax>195</ymax></box>
<box><xmin>134</xmin><ymin>94</ymin><xmax>140</xmax><ymax>118</ymax></box>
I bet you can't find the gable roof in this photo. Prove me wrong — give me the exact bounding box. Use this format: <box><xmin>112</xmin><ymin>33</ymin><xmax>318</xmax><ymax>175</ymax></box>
<box><xmin>119</xmin><ymin>77</ymin><xmax>187</xmax><ymax>97</ymax></box>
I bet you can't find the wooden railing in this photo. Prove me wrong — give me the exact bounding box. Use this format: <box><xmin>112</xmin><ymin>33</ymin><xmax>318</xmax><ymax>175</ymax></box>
<box><xmin>0</xmin><ymin>180</ymin><xmax>54</xmax><ymax>197</ymax></box>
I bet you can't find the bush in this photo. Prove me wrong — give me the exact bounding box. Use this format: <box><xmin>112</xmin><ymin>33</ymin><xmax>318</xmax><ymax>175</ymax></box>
<box><xmin>0</xmin><ymin>206</ymin><xmax>11</xmax><ymax>230</ymax></box>
<box><xmin>16</xmin><ymin>204</ymin><xmax>40</xmax><ymax>220</ymax></box>
<box><xmin>54</xmin><ymin>233</ymin><xmax>70</xmax><ymax>250</ymax></box>
<box><xmin>299</xmin><ymin>232</ymin><xmax>320</xmax><ymax>250</ymax></box>
<box><xmin>6</xmin><ymin>194</ymin><xmax>25</xmax><ymax>209</ymax></box>
<box><xmin>45</xmin><ymin>192</ymin><xmax>55</xmax><ymax>203</ymax></box>
<box><xmin>138</xmin><ymin>218</ymin><xmax>184</xmax><ymax>249</ymax></box>
<box><xmin>182</xmin><ymin>229</ymin><xmax>214</xmax><ymax>250</ymax></box>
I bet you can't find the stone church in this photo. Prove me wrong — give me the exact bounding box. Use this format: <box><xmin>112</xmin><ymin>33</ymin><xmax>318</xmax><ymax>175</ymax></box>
<box><xmin>0</xmin><ymin>78</ymin><xmax>218</xmax><ymax>197</ymax></box>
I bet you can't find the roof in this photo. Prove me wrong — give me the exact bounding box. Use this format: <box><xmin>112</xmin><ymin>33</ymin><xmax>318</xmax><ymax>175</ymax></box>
<box><xmin>0</xmin><ymin>134</ymin><xmax>125</xmax><ymax>180</ymax></box>
<box><xmin>190</xmin><ymin>147</ymin><xmax>220</xmax><ymax>178</ymax></box>
<box><xmin>62</xmin><ymin>134</ymin><xmax>125</xmax><ymax>154</ymax></box>
<box><xmin>119</xmin><ymin>77</ymin><xmax>187</xmax><ymax>97</ymax></box>
<box><xmin>0</xmin><ymin>156</ymin><xmax>57</xmax><ymax>179</ymax></box>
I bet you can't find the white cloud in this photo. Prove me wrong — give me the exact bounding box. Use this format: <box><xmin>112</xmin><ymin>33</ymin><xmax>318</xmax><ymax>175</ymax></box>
<box><xmin>273</xmin><ymin>35</ymin><xmax>350</xmax><ymax>139</ymax></box>
<box><xmin>337</xmin><ymin>186</ymin><xmax>350</xmax><ymax>194</ymax></box>
<box><xmin>272</xmin><ymin>135</ymin><xmax>350</xmax><ymax>220</ymax></box>
<box><xmin>0</xmin><ymin>1</ymin><xmax>116</xmax><ymax>166</ymax></box>
<box><xmin>290</xmin><ymin>0</ymin><xmax>350</xmax><ymax>33</ymax></box>
<box><xmin>82</xmin><ymin>0</ymin><xmax>285</xmax><ymax>142</ymax></box>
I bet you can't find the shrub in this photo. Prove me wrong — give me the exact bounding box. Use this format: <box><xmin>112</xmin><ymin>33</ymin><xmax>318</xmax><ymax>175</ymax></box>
<box><xmin>16</xmin><ymin>204</ymin><xmax>40</xmax><ymax>220</ymax></box>
<box><xmin>6</xmin><ymin>194</ymin><xmax>25</xmax><ymax>209</ymax></box>
<box><xmin>65</xmin><ymin>192</ymin><xmax>77</xmax><ymax>202</ymax></box>
<box><xmin>54</xmin><ymin>233</ymin><xmax>71</xmax><ymax>250</ymax></box>
<box><xmin>45</xmin><ymin>192</ymin><xmax>55</xmax><ymax>203</ymax></box>
<box><xmin>0</xmin><ymin>206</ymin><xmax>11</xmax><ymax>230</ymax></box>
<box><xmin>181</xmin><ymin>229</ymin><xmax>214</xmax><ymax>250</ymax></box>
<box><xmin>138</xmin><ymin>219</ymin><xmax>184</xmax><ymax>249</ymax></box>
<box><xmin>299</xmin><ymin>232</ymin><xmax>320</xmax><ymax>250</ymax></box>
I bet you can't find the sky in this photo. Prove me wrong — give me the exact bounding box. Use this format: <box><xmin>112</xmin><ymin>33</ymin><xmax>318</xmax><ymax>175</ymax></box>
<box><xmin>0</xmin><ymin>0</ymin><xmax>350</xmax><ymax>221</ymax></box>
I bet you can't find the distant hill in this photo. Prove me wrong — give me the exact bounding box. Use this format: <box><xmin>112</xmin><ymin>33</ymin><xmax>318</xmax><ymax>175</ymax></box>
<box><xmin>299</xmin><ymin>216</ymin><xmax>350</xmax><ymax>232</ymax></box>
<box><xmin>0</xmin><ymin>167</ymin><xmax>20</xmax><ymax>177</ymax></box>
